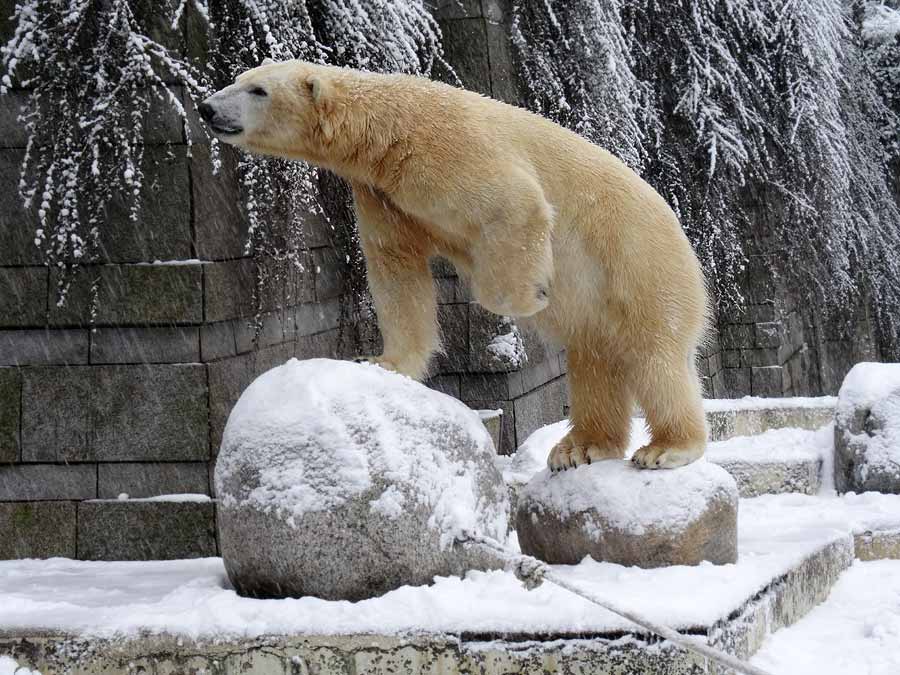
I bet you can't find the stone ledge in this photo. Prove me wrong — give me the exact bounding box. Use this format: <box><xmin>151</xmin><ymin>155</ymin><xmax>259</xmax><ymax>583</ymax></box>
<box><xmin>0</xmin><ymin>533</ymin><xmax>852</xmax><ymax>674</ymax></box>
<box><xmin>710</xmin><ymin>456</ymin><xmax>821</xmax><ymax>497</ymax></box>
<box><xmin>705</xmin><ymin>398</ymin><xmax>835</xmax><ymax>441</ymax></box>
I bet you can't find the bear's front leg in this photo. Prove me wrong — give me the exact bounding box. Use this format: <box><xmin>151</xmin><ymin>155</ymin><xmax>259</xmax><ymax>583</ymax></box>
<box><xmin>353</xmin><ymin>183</ymin><xmax>440</xmax><ymax>380</ymax></box>
<box><xmin>470</xmin><ymin>182</ymin><xmax>554</xmax><ymax>318</ymax></box>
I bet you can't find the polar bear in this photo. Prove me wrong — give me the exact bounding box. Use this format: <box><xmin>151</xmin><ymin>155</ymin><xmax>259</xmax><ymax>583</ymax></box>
<box><xmin>199</xmin><ymin>60</ymin><xmax>709</xmax><ymax>471</ymax></box>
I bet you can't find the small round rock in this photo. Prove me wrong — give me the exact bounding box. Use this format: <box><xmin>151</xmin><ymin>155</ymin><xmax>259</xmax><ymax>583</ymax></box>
<box><xmin>516</xmin><ymin>459</ymin><xmax>738</xmax><ymax>567</ymax></box>
<box><xmin>215</xmin><ymin>358</ymin><xmax>509</xmax><ymax>601</ymax></box>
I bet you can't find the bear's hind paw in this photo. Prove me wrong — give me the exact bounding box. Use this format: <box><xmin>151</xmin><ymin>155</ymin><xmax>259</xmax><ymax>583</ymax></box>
<box><xmin>548</xmin><ymin>438</ymin><xmax>624</xmax><ymax>471</ymax></box>
<box><xmin>630</xmin><ymin>444</ymin><xmax>704</xmax><ymax>470</ymax></box>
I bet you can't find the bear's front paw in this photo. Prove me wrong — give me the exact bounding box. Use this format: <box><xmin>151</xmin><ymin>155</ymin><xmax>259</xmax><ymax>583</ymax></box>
<box><xmin>547</xmin><ymin>433</ymin><xmax>624</xmax><ymax>471</ymax></box>
<box><xmin>631</xmin><ymin>444</ymin><xmax>705</xmax><ymax>470</ymax></box>
<box><xmin>486</xmin><ymin>283</ymin><xmax>550</xmax><ymax>318</ymax></box>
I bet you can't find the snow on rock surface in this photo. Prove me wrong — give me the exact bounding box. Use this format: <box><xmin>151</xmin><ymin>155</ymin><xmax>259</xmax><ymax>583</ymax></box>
<box><xmin>516</xmin><ymin>459</ymin><xmax>739</xmax><ymax>567</ymax></box>
<box><xmin>835</xmin><ymin>362</ymin><xmax>900</xmax><ymax>494</ymax></box>
<box><xmin>0</xmin><ymin>657</ymin><xmax>41</xmax><ymax>675</ymax></box>
<box><xmin>752</xmin><ymin>559</ymin><xmax>900</xmax><ymax>675</ymax></box>
<box><xmin>0</xmin><ymin>492</ymin><xmax>875</xmax><ymax>640</ymax></box>
<box><xmin>215</xmin><ymin>358</ymin><xmax>509</xmax><ymax>601</ymax></box>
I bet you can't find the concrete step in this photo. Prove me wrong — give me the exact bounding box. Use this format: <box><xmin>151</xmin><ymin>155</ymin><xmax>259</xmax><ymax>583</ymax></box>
<box><xmin>7</xmin><ymin>493</ymin><xmax>900</xmax><ymax>674</ymax></box>
<box><xmin>704</xmin><ymin>395</ymin><xmax>835</xmax><ymax>441</ymax></box>
<box><xmin>706</xmin><ymin>425</ymin><xmax>832</xmax><ymax>497</ymax></box>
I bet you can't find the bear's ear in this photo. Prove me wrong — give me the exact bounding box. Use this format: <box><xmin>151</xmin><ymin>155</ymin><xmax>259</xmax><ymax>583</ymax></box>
<box><xmin>261</xmin><ymin>57</ymin><xmax>275</xmax><ymax>66</ymax></box>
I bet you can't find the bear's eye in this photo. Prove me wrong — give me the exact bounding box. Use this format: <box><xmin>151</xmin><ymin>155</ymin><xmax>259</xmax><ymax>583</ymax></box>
<box><xmin>248</xmin><ymin>87</ymin><xmax>268</xmax><ymax>97</ymax></box>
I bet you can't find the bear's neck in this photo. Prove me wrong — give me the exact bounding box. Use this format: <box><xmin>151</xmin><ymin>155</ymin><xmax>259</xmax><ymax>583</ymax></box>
<box><xmin>316</xmin><ymin>80</ymin><xmax>415</xmax><ymax>194</ymax></box>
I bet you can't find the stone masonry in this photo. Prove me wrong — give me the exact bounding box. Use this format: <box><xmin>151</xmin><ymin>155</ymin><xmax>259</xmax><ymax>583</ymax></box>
<box><xmin>0</xmin><ymin>0</ymin><xmax>567</xmax><ymax>560</ymax></box>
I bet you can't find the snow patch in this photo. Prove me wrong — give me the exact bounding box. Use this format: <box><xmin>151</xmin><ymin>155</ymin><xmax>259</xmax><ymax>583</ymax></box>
<box><xmin>836</xmin><ymin>362</ymin><xmax>900</xmax><ymax>427</ymax></box>
<box><xmin>703</xmin><ymin>395</ymin><xmax>836</xmax><ymax>413</ymax></box>
<box><xmin>863</xmin><ymin>4</ymin><xmax>900</xmax><ymax>43</ymax></box>
<box><xmin>752</xmin><ymin>560</ymin><xmax>900</xmax><ymax>675</ymax></box>
<box><xmin>0</xmin><ymin>657</ymin><xmax>41</xmax><ymax>675</ymax></box>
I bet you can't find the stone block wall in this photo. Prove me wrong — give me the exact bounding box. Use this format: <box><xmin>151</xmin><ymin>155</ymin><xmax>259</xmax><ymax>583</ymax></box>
<box><xmin>0</xmin><ymin>0</ymin><xmax>566</xmax><ymax>560</ymax></box>
<box><xmin>695</xmin><ymin>188</ymin><xmax>884</xmax><ymax>399</ymax></box>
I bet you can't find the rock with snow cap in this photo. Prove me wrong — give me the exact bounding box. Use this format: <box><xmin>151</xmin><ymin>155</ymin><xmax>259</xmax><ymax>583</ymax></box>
<box><xmin>834</xmin><ymin>362</ymin><xmax>900</xmax><ymax>495</ymax></box>
<box><xmin>215</xmin><ymin>358</ymin><xmax>509</xmax><ymax>601</ymax></box>
<box><xmin>516</xmin><ymin>459</ymin><xmax>738</xmax><ymax>567</ymax></box>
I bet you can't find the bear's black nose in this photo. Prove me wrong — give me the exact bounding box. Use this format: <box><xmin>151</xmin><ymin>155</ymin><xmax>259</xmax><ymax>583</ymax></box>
<box><xmin>198</xmin><ymin>101</ymin><xmax>215</xmax><ymax>123</ymax></box>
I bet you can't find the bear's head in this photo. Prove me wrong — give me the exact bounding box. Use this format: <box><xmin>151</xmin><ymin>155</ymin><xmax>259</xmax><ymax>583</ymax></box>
<box><xmin>199</xmin><ymin>59</ymin><xmax>342</xmax><ymax>160</ymax></box>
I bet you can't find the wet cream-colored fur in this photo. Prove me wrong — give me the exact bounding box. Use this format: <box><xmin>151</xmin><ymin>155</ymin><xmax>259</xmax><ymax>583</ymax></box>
<box><xmin>201</xmin><ymin>61</ymin><xmax>709</xmax><ymax>470</ymax></box>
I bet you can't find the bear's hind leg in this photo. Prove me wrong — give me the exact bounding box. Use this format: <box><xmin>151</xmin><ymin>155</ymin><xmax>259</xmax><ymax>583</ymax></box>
<box><xmin>630</xmin><ymin>355</ymin><xmax>707</xmax><ymax>470</ymax></box>
<box><xmin>548</xmin><ymin>346</ymin><xmax>632</xmax><ymax>471</ymax></box>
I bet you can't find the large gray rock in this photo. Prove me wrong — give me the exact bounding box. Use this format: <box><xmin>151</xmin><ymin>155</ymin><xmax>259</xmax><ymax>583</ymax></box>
<box><xmin>835</xmin><ymin>362</ymin><xmax>900</xmax><ymax>494</ymax></box>
<box><xmin>516</xmin><ymin>459</ymin><xmax>738</xmax><ymax>567</ymax></box>
<box><xmin>216</xmin><ymin>358</ymin><xmax>509</xmax><ymax>601</ymax></box>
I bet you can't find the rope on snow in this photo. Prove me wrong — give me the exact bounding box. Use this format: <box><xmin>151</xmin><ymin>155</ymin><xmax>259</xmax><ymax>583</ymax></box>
<box><xmin>456</xmin><ymin>532</ymin><xmax>777</xmax><ymax>675</ymax></box>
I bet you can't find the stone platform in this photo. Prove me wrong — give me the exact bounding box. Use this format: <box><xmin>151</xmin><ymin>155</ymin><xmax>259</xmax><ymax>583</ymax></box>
<box><xmin>5</xmin><ymin>492</ymin><xmax>897</xmax><ymax>674</ymax></box>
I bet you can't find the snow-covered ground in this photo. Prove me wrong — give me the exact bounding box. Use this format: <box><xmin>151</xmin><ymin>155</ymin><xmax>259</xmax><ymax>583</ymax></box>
<box><xmin>1</xmin><ymin>492</ymin><xmax>897</xmax><ymax>641</ymax></box>
<box><xmin>752</xmin><ymin>560</ymin><xmax>900</xmax><ymax>675</ymax></box>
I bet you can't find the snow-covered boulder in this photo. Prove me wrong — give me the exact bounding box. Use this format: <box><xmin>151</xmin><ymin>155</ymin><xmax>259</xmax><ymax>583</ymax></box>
<box><xmin>516</xmin><ymin>460</ymin><xmax>738</xmax><ymax>567</ymax></box>
<box><xmin>834</xmin><ymin>363</ymin><xmax>900</xmax><ymax>494</ymax></box>
<box><xmin>215</xmin><ymin>358</ymin><xmax>509</xmax><ymax>601</ymax></box>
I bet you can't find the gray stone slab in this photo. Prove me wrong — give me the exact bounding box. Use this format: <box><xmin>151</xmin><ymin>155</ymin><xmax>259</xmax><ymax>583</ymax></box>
<box><xmin>191</xmin><ymin>143</ymin><xmax>248</xmax><ymax>260</ymax></box>
<box><xmin>254</xmin><ymin>343</ymin><xmax>295</xmax><ymax>378</ymax></box>
<box><xmin>234</xmin><ymin>311</ymin><xmax>286</xmax><ymax>353</ymax></box>
<box><xmin>295</xmin><ymin>329</ymin><xmax>340</xmax><ymax>361</ymax></box>
<box><xmin>207</xmin><ymin>352</ymin><xmax>256</xmax><ymax>454</ymax></box>
<box><xmin>0</xmin><ymin>149</ymin><xmax>42</xmax><ymax>266</ymax></box>
<box><xmin>200</xmin><ymin>321</ymin><xmax>237</xmax><ymax>361</ymax></box>
<box><xmin>486</xmin><ymin>19</ymin><xmax>520</xmax><ymax>104</ymax></box>
<box><xmin>0</xmin><ymin>88</ymin><xmax>28</xmax><ymax>148</ymax></box>
<box><xmin>751</xmin><ymin>366</ymin><xmax>784</xmax><ymax>397</ymax></box>
<box><xmin>21</xmin><ymin>364</ymin><xmax>208</xmax><ymax>462</ymax></box>
<box><xmin>468</xmin><ymin>399</ymin><xmax>515</xmax><ymax>455</ymax></box>
<box><xmin>433</xmin><ymin>303</ymin><xmax>469</xmax><ymax>374</ymax></box>
<box><xmin>0</xmin><ymin>463</ymin><xmax>96</xmax><ymax>501</ymax></box>
<box><xmin>425</xmin><ymin>374</ymin><xmax>461</xmax><ymax>399</ymax></box>
<box><xmin>0</xmin><ymin>328</ymin><xmax>89</xmax><ymax>366</ymax></box>
<box><xmin>96</xmin><ymin>146</ymin><xmax>192</xmax><ymax>263</ymax></box>
<box><xmin>90</xmin><ymin>326</ymin><xmax>200</xmax><ymax>364</ymax></box>
<box><xmin>142</xmin><ymin>87</ymin><xmax>185</xmax><ymax>145</ymax></box>
<box><xmin>204</xmin><ymin>258</ymin><xmax>255</xmax><ymax>322</ymax></box>
<box><xmin>427</xmin><ymin>0</ymin><xmax>482</xmax><ymax>19</ymax></box>
<box><xmin>460</xmin><ymin>372</ymin><xmax>512</xmax><ymax>401</ymax></box>
<box><xmin>77</xmin><ymin>501</ymin><xmax>216</xmax><ymax>561</ymax></box>
<box><xmin>438</xmin><ymin>18</ymin><xmax>492</xmax><ymax>96</ymax></box>
<box><xmin>721</xmin><ymin>324</ymin><xmax>754</xmax><ymax>350</ymax></box>
<box><xmin>711</xmin><ymin>456</ymin><xmax>822</xmax><ymax>497</ymax></box>
<box><xmin>91</xmin><ymin>365</ymin><xmax>209</xmax><ymax>461</ymax></box>
<box><xmin>0</xmin><ymin>266</ymin><xmax>47</xmax><ymax>327</ymax></box>
<box><xmin>0</xmin><ymin>153</ymin><xmax>36</xmax><ymax>261</ymax></box>
<box><xmin>292</xmin><ymin>299</ymin><xmax>341</xmax><ymax>338</ymax></box>
<box><xmin>312</xmin><ymin>247</ymin><xmax>346</xmax><ymax>301</ymax></box>
<box><xmin>21</xmin><ymin>366</ymin><xmax>93</xmax><ymax>461</ymax></box>
<box><xmin>50</xmin><ymin>264</ymin><xmax>203</xmax><ymax>326</ymax></box>
<box><xmin>0</xmin><ymin>502</ymin><xmax>76</xmax><ymax>560</ymax></box>
<box><xmin>0</xmin><ymin>367</ymin><xmax>20</xmax><ymax>462</ymax></box>
<box><xmin>512</xmin><ymin>377</ymin><xmax>566</xmax><ymax>451</ymax></box>
<box><xmin>98</xmin><ymin>462</ymin><xmax>210</xmax><ymax>499</ymax></box>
